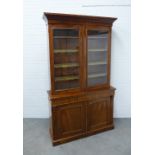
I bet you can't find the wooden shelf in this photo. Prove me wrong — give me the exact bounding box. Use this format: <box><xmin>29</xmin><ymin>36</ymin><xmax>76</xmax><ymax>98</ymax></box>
<box><xmin>54</xmin><ymin>49</ymin><xmax>78</xmax><ymax>53</ymax></box>
<box><xmin>88</xmin><ymin>73</ymin><xmax>107</xmax><ymax>78</ymax></box>
<box><xmin>54</xmin><ymin>36</ymin><xmax>79</xmax><ymax>39</ymax></box>
<box><xmin>88</xmin><ymin>61</ymin><xmax>107</xmax><ymax>66</ymax></box>
<box><xmin>88</xmin><ymin>49</ymin><xmax>107</xmax><ymax>52</ymax></box>
<box><xmin>55</xmin><ymin>75</ymin><xmax>79</xmax><ymax>82</ymax></box>
<box><xmin>88</xmin><ymin>36</ymin><xmax>107</xmax><ymax>39</ymax></box>
<box><xmin>54</xmin><ymin>63</ymin><xmax>79</xmax><ymax>68</ymax></box>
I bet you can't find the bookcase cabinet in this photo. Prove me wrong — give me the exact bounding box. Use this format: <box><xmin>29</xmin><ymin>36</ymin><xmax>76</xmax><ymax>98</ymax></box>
<box><xmin>44</xmin><ymin>13</ymin><xmax>117</xmax><ymax>145</ymax></box>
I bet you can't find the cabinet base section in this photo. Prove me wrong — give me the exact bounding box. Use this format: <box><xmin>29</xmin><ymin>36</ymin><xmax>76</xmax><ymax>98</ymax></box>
<box><xmin>49</xmin><ymin>124</ymin><xmax>114</xmax><ymax>146</ymax></box>
<box><xmin>48</xmin><ymin>87</ymin><xmax>115</xmax><ymax>145</ymax></box>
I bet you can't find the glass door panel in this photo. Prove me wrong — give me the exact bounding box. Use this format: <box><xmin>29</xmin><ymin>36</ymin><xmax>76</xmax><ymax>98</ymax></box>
<box><xmin>53</xmin><ymin>29</ymin><xmax>80</xmax><ymax>91</ymax></box>
<box><xmin>87</xmin><ymin>29</ymin><xmax>108</xmax><ymax>86</ymax></box>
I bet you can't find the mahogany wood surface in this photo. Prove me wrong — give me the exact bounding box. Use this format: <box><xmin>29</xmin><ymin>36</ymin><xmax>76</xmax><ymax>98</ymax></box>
<box><xmin>44</xmin><ymin>13</ymin><xmax>117</xmax><ymax>145</ymax></box>
<box><xmin>44</xmin><ymin>12</ymin><xmax>117</xmax><ymax>26</ymax></box>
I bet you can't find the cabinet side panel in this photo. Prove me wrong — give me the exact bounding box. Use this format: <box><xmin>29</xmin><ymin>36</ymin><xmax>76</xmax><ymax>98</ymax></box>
<box><xmin>107</xmin><ymin>96</ymin><xmax>114</xmax><ymax>125</ymax></box>
<box><xmin>48</xmin><ymin>26</ymin><xmax>55</xmax><ymax>92</ymax></box>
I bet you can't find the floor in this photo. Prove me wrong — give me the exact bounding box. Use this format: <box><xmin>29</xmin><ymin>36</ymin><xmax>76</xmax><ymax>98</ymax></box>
<box><xmin>23</xmin><ymin>118</ymin><xmax>131</xmax><ymax>155</ymax></box>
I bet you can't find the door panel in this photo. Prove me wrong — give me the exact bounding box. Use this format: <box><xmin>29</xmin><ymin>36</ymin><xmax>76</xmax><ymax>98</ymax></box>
<box><xmin>87</xmin><ymin>97</ymin><xmax>110</xmax><ymax>131</ymax></box>
<box><xmin>52</xmin><ymin>102</ymin><xmax>86</xmax><ymax>139</ymax></box>
<box><xmin>50</xmin><ymin>25</ymin><xmax>83</xmax><ymax>92</ymax></box>
<box><xmin>86</xmin><ymin>27</ymin><xmax>111</xmax><ymax>88</ymax></box>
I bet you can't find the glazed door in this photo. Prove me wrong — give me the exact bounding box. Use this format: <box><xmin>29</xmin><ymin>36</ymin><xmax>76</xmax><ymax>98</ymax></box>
<box><xmin>50</xmin><ymin>25</ymin><xmax>83</xmax><ymax>92</ymax></box>
<box><xmin>86</xmin><ymin>27</ymin><xmax>111</xmax><ymax>88</ymax></box>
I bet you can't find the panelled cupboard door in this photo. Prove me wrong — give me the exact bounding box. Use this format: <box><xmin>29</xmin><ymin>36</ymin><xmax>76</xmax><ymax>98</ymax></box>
<box><xmin>87</xmin><ymin>97</ymin><xmax>112</xmax><ymax>132</ymax></box>
<box><xmin>52</xmin><ymin>102</ymin><xmax>86</xmax><ymax>139</ymax></box>
<box><xmin>86</xmin><ymin>26</ymin><xmax>111</xmax><ymax>88</ymax></box>
<box><xmin>49</xmin><ymin>25</ymin><xmax>83</xmax><ymax>93</ymax></box>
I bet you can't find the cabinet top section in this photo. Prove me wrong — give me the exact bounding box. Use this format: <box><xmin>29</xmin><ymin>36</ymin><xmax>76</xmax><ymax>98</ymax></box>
<box><xmin>43</xmin><ymin>12</ymin><xmax>117</xmax><ymax>26</ymax></box>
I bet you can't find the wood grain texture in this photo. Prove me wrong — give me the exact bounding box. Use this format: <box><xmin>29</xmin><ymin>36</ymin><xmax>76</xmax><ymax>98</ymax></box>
<box><xmin>87</xmin><ymin>97</ymin><xmax>110</xmax><ymax>131</ymax></box>
<box><xmin>44</xmin><ymin>12</ymin><xmax>117</xmax><ymax>26</ymax></box>
<box><xmin>52</xmin><ymin>102</ymin><xmax>86</xmax><ymax>140</ymax></box>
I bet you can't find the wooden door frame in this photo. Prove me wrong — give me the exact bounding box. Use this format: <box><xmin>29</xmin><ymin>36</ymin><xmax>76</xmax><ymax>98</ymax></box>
<box><xmin>84</xmin><ymin>25</ymin><xmax>112</xmax><ymax>91</ymax></box>
<box><xmin>48</xmin><ymin>24</ymin><xmax>85</xmax><ymax>95</ymax></box>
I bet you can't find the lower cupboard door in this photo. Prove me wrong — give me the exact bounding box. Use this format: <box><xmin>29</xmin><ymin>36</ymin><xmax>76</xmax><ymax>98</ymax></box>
<box><xmin>52</xmin><ymin>102</ymin><xmax>86</xmax><ymax>139</ymax></box>
<box><xmin>87</xmin><ymin>97</ymin><xmax>111</xmax><ymax>132</ymax></box>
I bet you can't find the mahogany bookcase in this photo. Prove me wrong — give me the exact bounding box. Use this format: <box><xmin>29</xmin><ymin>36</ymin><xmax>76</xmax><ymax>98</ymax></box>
<box><xmin>44</xmin><ymin>12</ymin><xmax>117</xmax><ymax>145</ymax></box>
